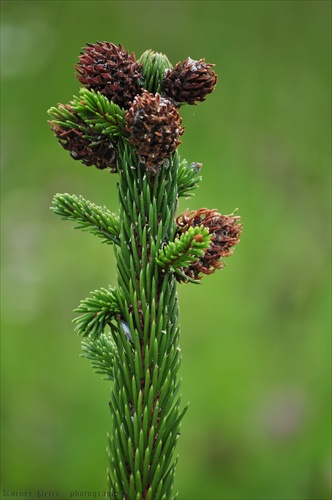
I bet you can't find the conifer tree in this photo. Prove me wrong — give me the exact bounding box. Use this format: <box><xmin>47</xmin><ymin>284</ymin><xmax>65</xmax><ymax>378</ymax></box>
<box><xmin>48</xmin><ymin>42</ymin><xmax>242</xmax><ymax>499</ymax></box>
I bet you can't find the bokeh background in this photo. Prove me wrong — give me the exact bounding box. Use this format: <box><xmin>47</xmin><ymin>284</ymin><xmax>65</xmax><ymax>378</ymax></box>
<box><xmin>1</xmin><ymin>1</ymin><xmax>331</xmax><ymax>499</ymax></box>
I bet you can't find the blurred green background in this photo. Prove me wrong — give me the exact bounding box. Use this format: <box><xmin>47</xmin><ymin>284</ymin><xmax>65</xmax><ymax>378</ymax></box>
<box><xmin>1</xmin><ymin>1</ymin><xmax>331</xmax><ymax>499</ymax></box>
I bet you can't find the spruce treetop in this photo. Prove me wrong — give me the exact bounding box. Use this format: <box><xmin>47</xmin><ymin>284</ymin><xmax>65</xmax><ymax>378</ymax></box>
<box><xmin>48</xmin><ymin>41</ymin><xmax>242</xmax><ymax>499</ymax></box>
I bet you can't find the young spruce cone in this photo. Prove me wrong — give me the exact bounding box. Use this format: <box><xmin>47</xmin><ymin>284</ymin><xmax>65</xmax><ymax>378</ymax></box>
<box><xmin>176</xmin><ymin>209</ymin><xmax>242</xmax><ymax>281</ymax></box>
<box><xmin>49</xmin><ymin>105</ymin><xmax>117</xmax><ymax>171</ymax></box>
<box><xmin>75</xmin><ymin>42</ymin><xmax>144</xmax><ymax>109</ymax></box>
<box><xmin>162</xmin><ymin>57</ymin><xmax>217</xmax><ymax>105</ymax></box>
<box><xmin>125</xmin><ymin>90</ymin><xmax>184</xmax><ymax>172</ymax></box>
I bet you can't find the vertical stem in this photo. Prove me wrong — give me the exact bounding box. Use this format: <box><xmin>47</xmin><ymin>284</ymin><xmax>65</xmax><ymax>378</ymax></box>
<box><xmin>108</xmin><ymin>142</ymin><xmax>184</xmax><ymax>499</ymax></box>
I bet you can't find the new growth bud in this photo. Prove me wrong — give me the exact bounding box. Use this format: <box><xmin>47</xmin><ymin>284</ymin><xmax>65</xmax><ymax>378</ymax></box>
<box><xmin>125</xmin><ymin>90</ymin><xmax>184</xmax><ymax>172</ymax></box>
<box><xmin>162</xmin><ymin>57</ymin><xmax>217</xmax><ymax>105</ymax></box>
<box><xmin>176</xmin><ymin>209</ymin><xmax>242</xmax><ymax>280</ymax></box>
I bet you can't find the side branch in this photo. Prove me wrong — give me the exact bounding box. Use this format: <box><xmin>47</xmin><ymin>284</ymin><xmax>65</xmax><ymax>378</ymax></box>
<box><xmin>156</xmin><ymin>226</ymin><xmax>211</xmax><ymax>272</ymax></box>
<box><xmin>74</xmin><ymin>287</ymin><xmax>122</xmax><ymax>340</ymax></box>
<box><xmin>51</xmin><ymin>193</ymin><xmax>120</xmax><ymax>245</ymax></box>
<box><xmin>81</xmin><ymin>333</ymin><xmax>117</xmax><ymax>381</ymax></box>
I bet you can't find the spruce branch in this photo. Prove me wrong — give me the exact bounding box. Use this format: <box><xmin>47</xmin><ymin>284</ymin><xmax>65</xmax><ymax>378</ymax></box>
<box><xmin>51</xmin><ymin>193</ymin><xmax>120</xmax><ymax>245</ymax></box>
<box><xmin>71</xmin><ymin>88</ymin><xmax>127</xmax><ymax>138</ymax></box>
<box><xmin>48</xmin><ymin>89</ymin><xmax>126</xmax><ymax>140</ymax></box>
<box><xmin>48</xmin><ymin>41</ymin><xmax>241</xmax><ymax>500</ymax></box>
<box><xmin>177</xmin><ymin>158</ymin><xmax>202</xmax><ymax>198</ymax></box>
<box><xmin>74</xmin><ymin>287</ymin><xmax>122</xmax><ymax>340</ymax></box>
<box><xmin>156</xmin><ymin>225</ymin><xmax>211</xmax><ymax>272</ymax></box>
<box><xmin>81</xmin><ymin>333</ymin><xmax>117</xmax><ymax>381</ymax></box>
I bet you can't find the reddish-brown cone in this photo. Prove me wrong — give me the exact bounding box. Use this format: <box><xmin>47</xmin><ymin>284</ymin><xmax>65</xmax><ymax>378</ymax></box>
<box><xmin>125</xmin><ymin>90</ymin><xmax>184</xmax><ymax>172</ymax></box>
<box><xmin>162</xmin><ymin>57</ymin><xmax>217</xmax><ymax>105</ymax></box>
<box><xmin>75</xmin><ymin>42</ymin><xmax>144</xmax><ymax>109</ymax></box>
<box><xmin>49</xmin><ymin>105</ymin><xmax>117</xmax><ymax>172</ymax></box>
<box><xmin>176</xmin><ymin>209</ymin><xmax>242</xmax><ymax>281</ymax></box>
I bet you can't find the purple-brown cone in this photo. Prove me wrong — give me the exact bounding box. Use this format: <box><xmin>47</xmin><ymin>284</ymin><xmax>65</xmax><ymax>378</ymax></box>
<box><xmin>75</xmin><ymin>42</ymin><xmax>144</xmax><ymax>109</ymax></box>
<box><xmin>162</xmin><ymin>57</ymin><xmax>217</xmax><ymax>105</ymax></box>
<box><xmin>125</xmin><ymin>90</ymin><xmax>184</xmax><ymax>172</ymax></box>
<box><xmin>176</xmin><ymin>209</ymin><xmax>242</xmax><ymax>281</ymax></box>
